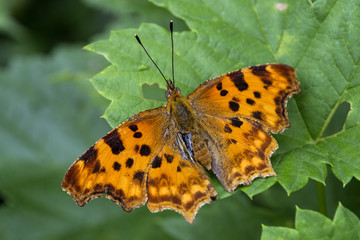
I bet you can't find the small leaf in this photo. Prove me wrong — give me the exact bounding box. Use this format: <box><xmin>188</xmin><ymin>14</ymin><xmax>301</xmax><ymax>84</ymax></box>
<box><xmin>295</xmin><ymin>207</ymin><xmax>334</xmax><ymax>239</ymax></box>
<box><xmin>261</xmin><ymin>204</ymin><xmax>360</xmax><ymax>240</ymax></box>
<box><xmin>333</xmin><ymin>203</ymin><xmax>360</xmax><ymax>239</ymax></box>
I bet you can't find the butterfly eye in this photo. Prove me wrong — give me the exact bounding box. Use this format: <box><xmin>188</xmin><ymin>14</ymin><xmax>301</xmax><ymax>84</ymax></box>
<box><xmin>165</xmin><ymin>89</ymin><xmax>171</xmax><ymax>99</ymax></box>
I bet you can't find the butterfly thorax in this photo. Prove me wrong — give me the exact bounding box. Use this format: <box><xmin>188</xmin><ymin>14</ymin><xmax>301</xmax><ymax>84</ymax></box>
<box><xmin>167</xmin><ymin>88</ymin><xmax>196</xmax><ymax>132</ymax></box>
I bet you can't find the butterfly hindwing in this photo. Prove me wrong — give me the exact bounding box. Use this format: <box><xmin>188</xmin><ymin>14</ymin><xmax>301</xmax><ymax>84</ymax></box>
<box><xmin>147</xmin><ymin>143</ymin><xmax>217</xmax><ymax>223</ymax></box>
<box><xmin>188</xmin><ymin>64</ymin><xmax>301</xmax><ymax>133</ymax></box>
<box><xmin>196</xmin><ymin>115</ymin><xmax>278</xmax><ymax>192</ymax></box>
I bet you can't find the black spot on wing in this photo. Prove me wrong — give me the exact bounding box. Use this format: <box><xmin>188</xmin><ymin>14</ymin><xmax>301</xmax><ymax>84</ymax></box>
<box><xmin>220</xmin><ymin>90</ymin><xmax>228</xmax><ymax>96</ymax></box>
<box><xmin>229</xmin><ymin>101</ymin><xmax>239</xmax><ymax>112</ymax></box>
<box><xmin>254</xmin><ymin>91</ymin><xmax>261</xmax><ymax>98</ymax></box>
<box><xmin>164</xmin><ymin>154</ymin><xmax>174</xmax><ymax>163</ymax></box>
<box><xmin>152</xmin><ymin>155</ymin><xmax>162</xmax><ymax>168</ymax></box>
<box><xmin>113</xmin><ymin>161</ymin><xmax>121</xmax><ymax>171</ymax></box>
<box><xmin>246</xmin><ymin>98</ymin><xmax>255</xmax><ymax>105</ymax></box>
<box><xmin>252</xmin><ymin>111</ymin><xmax>263</xmax><ymax>121</ymax></box>
<box><xmin>177</xmin><ymin>166</ymin><xmax>181</xmax><ymax>172</ymax></box>
<box><xmin>133</xmin><ymin>132</ymin><xmax>142</xmax><ymax>138</ymax></box>
<box><xmin>229</xmin><ymin>70</ymin><xmax>248</xmax><ymax>91</ymax></box>
<box><xmin>216</xmin><ymin>82</ymin><xmax>222</xmax><ymax>90</ymax></box>
<box><xmin>139</xmin><ymin>144</ymin><xmax>151</xmax><ymax>156</ymax></box>
<box><xmin>224</xmin><ymin>124</ymin><xmax>232</xmax><ymax>133</ymax></box>
<box><xmin>134</xmin><ymin>145</ymin><xmax>139</xmax><ymax>153</ymax></box>
<box><xmin>230</xmin><ymin>117</ymin><xmax>243</xmax><ymax>128</ymax></box>
<box><xmin>133</xmin><ymin>171</ymin><xmax>144</xmax><ymax>183</ymax></box>
<box><xmin>128</xmin><ymin>124</ymin><xmax>138</xmax><ymax>132</ymax></box>
<box><xmin>126</xmin><ymin>158</ymin><xmax>134</xmax><ymax>168</ymax></box>
<box><xmin>262</xmin><ymin>78</ymin><xmax>273</xmax><ymax>86</ymax></box>
<box><xmin>92</xmin><ymin>161</ymin><xmax>101</xmax><ymax>173</ymax></box>
<box><xmin>103</xmin><ymin>130</ymin><xmax>125</xmax><ymax>155</ymax></box>
<box><xmin>250</xmin><ymin>65</ymin><xmax>268</xmax><ymax>76</ymax></box>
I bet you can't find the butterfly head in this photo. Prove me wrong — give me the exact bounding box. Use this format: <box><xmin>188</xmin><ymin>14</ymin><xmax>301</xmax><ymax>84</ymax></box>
<box><xmin>165</xmin><ymin>85</ymin><xmax>180</xmax><ymax>99</ymax></box>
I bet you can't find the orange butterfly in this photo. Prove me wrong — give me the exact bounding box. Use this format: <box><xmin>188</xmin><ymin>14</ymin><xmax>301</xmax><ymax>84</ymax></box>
<box><xmin>62</xmin><ymin>21</ymin><xmax>301</xmax><ymax>223</ymax></box>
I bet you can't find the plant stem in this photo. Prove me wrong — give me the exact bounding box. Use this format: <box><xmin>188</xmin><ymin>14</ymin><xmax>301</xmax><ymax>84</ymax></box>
<box><xmin>316</xmin><ymin>182</ymin><xmax>327</xmax><ymax>217</ymax></box>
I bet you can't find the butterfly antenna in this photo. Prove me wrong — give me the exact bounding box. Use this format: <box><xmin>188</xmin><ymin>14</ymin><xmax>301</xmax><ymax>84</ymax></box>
<box><xmin>170</xmin><ymin>20</ymin><xmax>175</xmax><ymax>86</ymax></box>
<box><xmin>134</xmin><ymin>34</ymin><xmax>170</xmax><ymax>88</ymax></box>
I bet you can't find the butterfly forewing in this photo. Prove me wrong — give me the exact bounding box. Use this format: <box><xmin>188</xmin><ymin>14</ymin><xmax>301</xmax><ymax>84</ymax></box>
<box><xmin>187</xmin><ymin>64</ymin><xmax>300</xmax><ymax>191</ymax></box>
<box><xmin>62</xmin><ymin>107</ymin><xmax>169</xmax><ymax>211</ymax></box>
<box><xmin>188</xmin><ymin>64</ymin><xmax>301</xmax><ymax>133</ymax></box>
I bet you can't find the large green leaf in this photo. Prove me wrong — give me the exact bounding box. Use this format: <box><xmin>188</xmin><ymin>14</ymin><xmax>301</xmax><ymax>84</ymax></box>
<box><xmin>261</xmin><ymin>203</ymin><xmax>360</xmax><ymax>240</ymax></box>
<box><xmin>86</xmin><ymin>0</ymin><xmax>360</xmax><ymax>197</ymax></box>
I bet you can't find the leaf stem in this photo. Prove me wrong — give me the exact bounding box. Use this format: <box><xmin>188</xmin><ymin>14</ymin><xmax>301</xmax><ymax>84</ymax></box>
<box><xmin>316</xmin><ymin>182</ymin><xmax>327</xmax><ymax>217</ymax></box>
<box><xmin>316</xmin><ymin>99</ymin><xmax>341</xmax><ymax>142</ymax></box>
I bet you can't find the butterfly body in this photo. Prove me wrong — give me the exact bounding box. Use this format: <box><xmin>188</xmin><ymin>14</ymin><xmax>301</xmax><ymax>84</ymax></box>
<box><xmin>62</xmin><ymin>63</ymin><xmax>300</xmax><ymax>223</ymax></box>
<box><xmin>167</xmin><ymin>88</ymin><xmax>197</xmax><ymax>132</ymax></box>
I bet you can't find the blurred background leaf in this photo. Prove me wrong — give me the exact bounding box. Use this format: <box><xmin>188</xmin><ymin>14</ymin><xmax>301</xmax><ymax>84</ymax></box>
<box><xmin>0</xmin><ymin>0</ymin><xmax>359</xmax><ymax>240</ymax></box>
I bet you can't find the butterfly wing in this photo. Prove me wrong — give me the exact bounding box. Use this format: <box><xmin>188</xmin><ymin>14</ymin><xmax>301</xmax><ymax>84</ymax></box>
<box><xmin>187</xmin><ymin>64</ymin><xmax>300</xmax><ymax>191</ymax></box>
<box><xmin>147</xmin><ymin>138</ymin><xmax>217</xmax><ymax>223</ymax></box>
<box><xmin>62</xmin><ymin>107</ymin><xmax>168</xmax><ymax>211</ymax></box>
<box><xmin>196</xmin><ymin>114</ymin><xmax>278</xmax><ymax>191</ymax></box>
<box><xmin>188</xmin><ymin>64</ymin><xmax>300</xmax><ymax>133</ymax></box>
<box><xmin>62</xmin><ymin>107</ymin><xmax>216</xmax><ymax>223</ymax></box>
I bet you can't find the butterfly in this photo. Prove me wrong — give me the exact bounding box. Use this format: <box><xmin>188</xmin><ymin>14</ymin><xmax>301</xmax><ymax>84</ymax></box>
<box><xmin>62</xmin><ymin>21</ymin><xmax>301</xmax><ymax>223</ymax></box>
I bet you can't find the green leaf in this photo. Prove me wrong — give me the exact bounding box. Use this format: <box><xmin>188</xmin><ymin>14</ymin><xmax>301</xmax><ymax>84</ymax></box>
<box><xmin>261</xmin><ymin>203</ymin><xmax>360</xmax><ymax>240</ymax></box>
<box><xmin>333</xmin><ymin>203</ymin><xmax>360</xmax><ymax>239</ymax></box>
<box><xmin>87</xmin><ymin>0</ymin><xmax>360</xmax><ymax>196</ymax></box>
<box><xmin>261</xmin><ymin>225</ymin><xmax>299</xmax><ymax>240</ymax></box>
